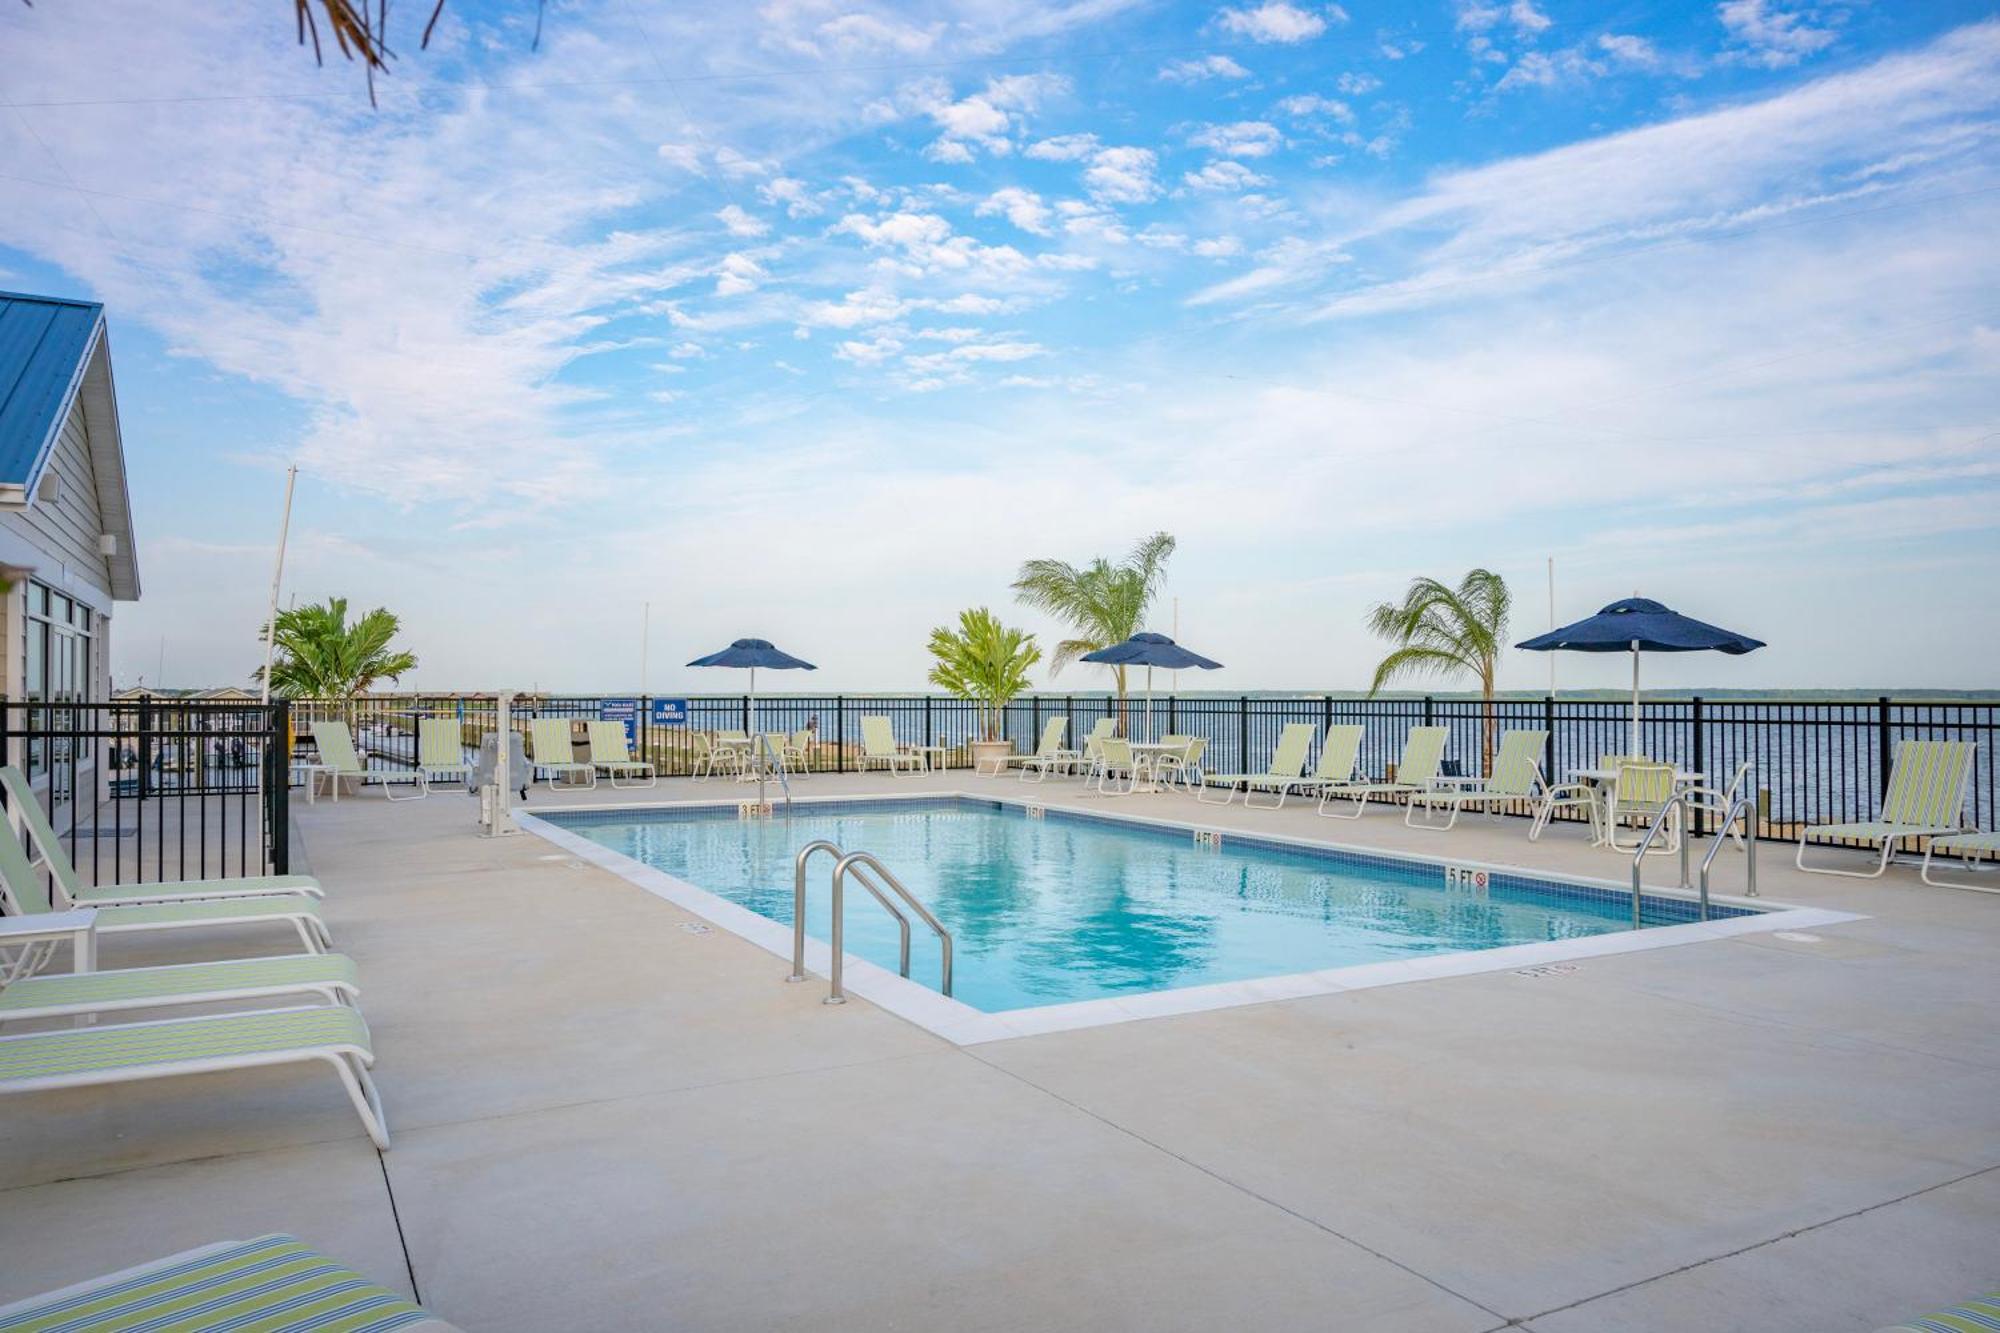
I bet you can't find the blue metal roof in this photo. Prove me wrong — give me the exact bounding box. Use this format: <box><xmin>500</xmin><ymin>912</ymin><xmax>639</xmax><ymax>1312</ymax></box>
<box><xmin>0</xmin><ymin>291</ymin><xmax>105</xmax><ymax>487</ymax></box>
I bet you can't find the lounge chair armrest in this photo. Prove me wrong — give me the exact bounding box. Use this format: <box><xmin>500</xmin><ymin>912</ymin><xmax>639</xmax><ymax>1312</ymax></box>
<box><xmin>0</xmin><ymin>908</ymin><xmax>97</xmax><ymax>941</ymax></box>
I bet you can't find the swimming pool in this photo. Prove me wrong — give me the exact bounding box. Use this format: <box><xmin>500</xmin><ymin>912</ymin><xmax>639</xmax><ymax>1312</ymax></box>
<box><xmin>536</xmin><ymin>797</ymin><xmax>1765</xmax><ymax>1017</ymax></box>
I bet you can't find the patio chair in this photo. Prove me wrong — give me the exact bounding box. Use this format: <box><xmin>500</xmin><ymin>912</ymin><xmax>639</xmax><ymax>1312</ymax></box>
<box><xmin>858</xmin><ymin>716</ymin><xmax>922</xmax><ymax>775</ymax></box>
<box><xmin>1316</xmin><ymin>726</ymin><xmax>1450</xmax><ymax>820</ymax></box>
<box><xmin>1677</xmin><ymin>760</ymin><xmax>1755</xmax><ymax>851</ymax></box>
<box><xmin>0</xmin><ymin>766</ymin><xmax>323</xmax><ymax>905</ymax></box>
<box><xmin>0</xmin><ymin>1234</ymin><xmax>460</xmax><ymax>1329</ymax></box>
<box><xmin>1531</xmin><ymin>752</ymin><xmax>1655</xmax><ymax>843</ymax></box>
<box><xmin>529</xmin><ymin>718</ymin><xmax>595</xmax><ymax>789</ymax></box>
<box><xmin>1294</xmin><ymin>725</ymin><xmax>1366</xmax><ymax>799</ymax></box>
<box><xmin>1070</xmin><ymin>718</ymin><xmax>1118</xmax><ymax>781</ymax></box>
<box><xmin>690</xmin><ymin>732</ymin><xmax>741</xmax><ymax>782</ymax></box>
<box><xmin>0</xmin><ymin>927</ymin><xmax>360</xmax><ymax>1026</ymax></box>
<box><xmin>781</xmin><ymin>728</ymin><xmax>815</xmax><ymax>775</ymax></box>
<box><xmin>307</xmin><ymin>720</ymin><xmax>427</xmax><ymax>802</ymax></box>
<box><xmin>0</xmin><ymin>813</ymin><xmax>331</xmax><ymax>956</ymax></box>
<box><xmin>1197</xmin><ymin>723</ymin><xmax>1317</xmax><ymax>809</ymax></box>
<box><xmin>1603</xmin><ymin>760</ymin><xmax>1680</xmax><ymax>854</ymax></box>
<box><xmin>1088</xmin><ymin>738</ymin><xmax>1141</xmax><ymax>796</ymax></box>
<box><xmin>1006</xmin><ymin>717</ymin><xmax>1069</xmax><ymax>782</ymax></box>
<box><xmin>1920</xmin><ymin>830</ymin><xmax>2000</xmax><ymax>893</ymax></box>
<box><xmin>1797</xmin><ymin>738</ymin><xmax>1976</xmax><ymax>878</ymax></box>
<box><xmin>1153</xmin><ymin>735</ymin><xmax>1208</xmax><ymax>793</ymax></box>
<box><xmin>587</xmin><ymin>721</ymin><xmax>657</xmax><ymax>789</ymax></box>
<box><xmin>1409</xmin><ymin>729</ymin><xmax>1549</xmax><ymax>831</ymax></box>
<box><xmin>0</xmin><ymin>1005</ymin><xmax>389</xmax><ymax>1148</ymax></box>
<box><xmin>417</xmin><ymin>717</ymin><xmax>473</xmax><ymax>789</ymax></box>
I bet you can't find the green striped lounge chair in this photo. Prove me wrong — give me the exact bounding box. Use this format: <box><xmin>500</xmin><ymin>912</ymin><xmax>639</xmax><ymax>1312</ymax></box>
<box><xmin>1797</xmin><ymin>739</ymin><xmax>1976</xmax><ymax>878</ymax></box>
<box><xmin>529</xmin><ymin>718</ymin><xmax>595</xmax><ymax>789</ymax></box>
<box><xmin>416</xmin><ymin>717</ymin><xmax>472</xmax><ymax>789</ymax></box>
<box><xmin>0</xmin><ymin>765</ymin><xmax>323</xmax><ymax>906</ymax></box>
<box><xmin>1006</xmin><ymin>717</ymin><xmax>1070</xmax><ymax>782</ymax></box>
<box><xmin>0</xmin><ymin>813</ymin><xmax>331</xmax><ymax>956</ymax></box>
<box><xmin>1876</xmin><ymin>1289</ymin><xmax>2000</xmax><ymax>1332</ymax></box>
<box><xmin>858</xmin><ymin>716</ymin><xmax>922</xmax><ymax>775</ymax></box>
<box><xmin>1293</xmin><ymin>725</ymin><xmax>1366</xmax><ymax>799</ymax></box>
<box><xmin>0</xmin><ymin>1005</ymin><xmax>390</xmax><ymax>1149</ymax></box>
<box><xmin>1919</xmin><ymin>829</ymin><xmax>2000</xmax><ymax>894</ymax></box>
<box><xmin>587</xmin><ymin>721</ymin><xmax>657</xmax><ymax>789</ymax></box>
<box><xmin>0</xmin><ymin>1233</ymin><xmax>457</xmax><ymax>1330</ymax></box>
<box><xmin>1317</xmin><ymin>726</ymin><xmax>1450</xmax><ymax>820</ymax></box>
<box><xmin>1409</xmin><ymin>729</ymin><xmax>1549</xmax><ymax>832</ymax></box>
<box><xmin>0</xmin><ymin>941</ymin><xmax>360</xmax><ymax>1027</ymax></box>
<box><xmin>1197</xmin><ymin>723</ymin><xmax>1317</xmax><ymax>809</ymax></box>
<box><xmin>309</xmin><ymin>721</ymin><xmax>427</xmax><ymax>802</ymax></box>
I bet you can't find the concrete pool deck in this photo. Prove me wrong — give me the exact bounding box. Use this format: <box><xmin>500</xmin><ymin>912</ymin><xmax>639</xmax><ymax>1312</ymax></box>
<box><xmin>3</xmin><ymin>770</ymin><xmax>1995</xmax><ymax>1331</ymax></box>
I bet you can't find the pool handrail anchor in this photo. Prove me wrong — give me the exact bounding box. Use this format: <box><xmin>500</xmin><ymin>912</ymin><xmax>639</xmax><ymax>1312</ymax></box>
<box><xmin>828</xmin><ymin>850</ymin><xmax>953</xmax><ymax>1005</ymax></box>
<box><xmin>791</xmin><ymin>841</ymin><xmax>913</xmax><ymax>992</ymax></box>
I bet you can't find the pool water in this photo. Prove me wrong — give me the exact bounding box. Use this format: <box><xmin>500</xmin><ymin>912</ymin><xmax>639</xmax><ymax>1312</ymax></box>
<box><xmin>546</xmin><ymin>799</ymin><xmax>1747</xmax><ymax>1014</ymax></box>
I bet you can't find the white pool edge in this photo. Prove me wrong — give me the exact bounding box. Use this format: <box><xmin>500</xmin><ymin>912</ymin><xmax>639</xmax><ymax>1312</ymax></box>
<box><xmin>516</xmin><ymin>792</ymin><xmax>1868</xmax><ymax>1047</ymax></box>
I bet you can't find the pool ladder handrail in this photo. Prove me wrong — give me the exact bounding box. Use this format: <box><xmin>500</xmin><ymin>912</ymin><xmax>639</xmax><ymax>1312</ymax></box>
<box><xmin>1630</xmin><ymin>774</ymin><xmax>1759</xmax><ymax>927</ymax></box>
<box><xmin>789</xmin><ymin>841</ymin><xmax>953</xmax><ymax>1004</ymax></box>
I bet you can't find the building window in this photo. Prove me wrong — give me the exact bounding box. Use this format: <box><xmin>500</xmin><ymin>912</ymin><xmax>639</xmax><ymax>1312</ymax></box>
<box><xmin>21</xmin><ymin>581</ymin><xmax>97</xmax><ymax>779</ymax></box>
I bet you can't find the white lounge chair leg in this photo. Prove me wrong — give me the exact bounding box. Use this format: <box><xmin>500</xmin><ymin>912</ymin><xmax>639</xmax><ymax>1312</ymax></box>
<box><xmin>1920</xmin><ymin>844</ymin><xmax>2000</xmax><ymax>893</ymax></box>
<box><xmin>326</xmin><ymin>1052</ymin><xmax>391</xmax><ymax>1149</ymax></box>
<box><xmin>1795</xmin><ymin>830</ymin><xmax>1899</xmax><ymax>879</ymax></box>
<box><xmin>1318</xmin><ymin>789</ymin><xmax>1369</xmax><ymax>819</ymax></box>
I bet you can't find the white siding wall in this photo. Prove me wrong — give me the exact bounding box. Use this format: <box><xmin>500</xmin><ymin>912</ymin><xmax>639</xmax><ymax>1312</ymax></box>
<box><xmin>16</xmin><ymin>397</ymin><xmax>114</xmax><ymax>599</ymax></box>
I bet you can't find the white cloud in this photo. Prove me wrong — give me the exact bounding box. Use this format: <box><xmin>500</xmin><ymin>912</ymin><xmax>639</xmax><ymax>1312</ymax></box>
<box><xmin>715</xmin><ymin>252</ymin><xmax>764</xmax><ymax>296</ymax></box>
<box><xmin>758</xmin><ymin>177</ymin><xmax>822</xmax><ymax>217</ymax></box>
<box><xmin>1024</xmin><ymin>132</ymin><xmax>1102</xmax><ymax>162</ymax></box>
<box><xmin>976</xmin><ymin>186</ymin><xmax>1055</xmax><ymax>236</ymax></box>
<box><xmin>1336</xmin><ymin>71</ymin><xmax>1383</xmax><ymax>94</ymax></box>
<box><xmin>657</xmin><ymin>143</ymin><xmax>703</xmax><ymax>171</ymax></box>
<box><xmin>1718</xmin><ymin>0</ymin><xmax>1841</xmax><ymax>68</ymax></box>
<box><xmin>1182</xmin><ymin>160</ymin><xmax>1272</xmax><ymax>192</ymax></box>
<box><xmin>1598</xmin><ymin>33</ymin><xmax>1660</xmax><ymax>68</ymax></box>
<box><xmin>1456</xmin><ymin>0</ymin><xmax>1549</xmax><ymax>35</ymax></box>
<box><xmin>1214</xmin><ymin>2</ymin><xmax>1330</xmax><ymax>44</ymax></box>
<box><xmin>1159</xmin><ymin>55</ymin><xmax>1253</xmax><ymax>83</ymax></box>
<box><xmin>1193</xmin><ymin>235</ymin><xmax>1245</xmax><ymax>257</ymax></box>
<box><xmin>1188</xmin><ymin>120</ymin><xmax>1284</xmax><ymax>157</ymax></box>
<box><xmin>894</xmin><ymin>71</ymin><xmax>1071</xmax><ymax>161</ymax></box>
<box><xmin>716</xmin><ymin>204</ymin><xmax>769</xmax><ymax>237</ymax></box>
<box><xmin>1083</xmin><ymin>146</ymin><xmax>1163</xmax><ymax>204</ymax></box>
<box><xmin>1275</xmin><ymin>94</ymin><xmax>1354</xmax><ymax>124</ymax></box>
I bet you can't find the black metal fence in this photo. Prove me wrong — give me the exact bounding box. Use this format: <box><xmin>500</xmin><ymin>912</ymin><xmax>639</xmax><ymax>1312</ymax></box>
<box><xmin>299</xmin><ymin>692</ymin><xmax>1996</xmax><ymax>842</ymax></box>
<box><xmin>0</xmin><ymin>697</ymin><xmax>289</xmax><ymax>887</ymax></box>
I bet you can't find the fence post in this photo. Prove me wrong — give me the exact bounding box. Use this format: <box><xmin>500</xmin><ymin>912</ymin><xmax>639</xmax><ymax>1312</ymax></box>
<box><xmin>1423</xmin><ymin>694</ymin><xmax>1435</xmax><ymax>726</ymax></box>
<box><xmin>1238</xmin><ymin>696</ymin><xmax>1249</xmax><ymax>774</ymax></box>
<box><xmin>266</xmin><ymin>699</ymin><xmax>290</xmax><ymax>875</ymax></box>
<box><xmin>924</xmin><ymin>695</ymin><xmax>934</xmax><ymax>748</ymax></box>
<box><xmin>1690</xmin><ymin>696</ymin><xmax>1706</xmax><ymax>838</ymax></box>
<box><xmin>1876</xmin><ymin>695</ymin><xmax>1893</xmax><ymax>810</ymax></box>
<box><xmin>835</xmin><ymin>696</ymin><xmax>847</xmax><ymax>773</ymax></box>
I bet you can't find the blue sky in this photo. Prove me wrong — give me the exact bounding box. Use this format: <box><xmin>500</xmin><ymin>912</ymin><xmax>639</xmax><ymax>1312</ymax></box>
<box><xmin>2</xmin><ymin>0</ymin><xmax>1996</xmax><ymax>694</ymax></box>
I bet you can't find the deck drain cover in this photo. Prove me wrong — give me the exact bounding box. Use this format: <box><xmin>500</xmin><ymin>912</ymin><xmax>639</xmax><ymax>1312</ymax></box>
<box><xmin>679</xmin><ymin>922</ymin><xmax>712</xmax><ymax>935</ymax></box>
<box><xmin>1513</xmin><ymin>963</ymin><xmax>1579</xmax><ymax>978</ymax></box>
<box><xmin>1774</xmin><ymin>931</ymin><xmax>1823</xmax><ymax>943</ymax></box>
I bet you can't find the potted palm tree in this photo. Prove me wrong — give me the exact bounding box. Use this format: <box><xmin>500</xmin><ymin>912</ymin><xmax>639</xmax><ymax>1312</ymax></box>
<box><xmin>927</xmin><ymin>608</ymin><xmax>1041</xmax><ymax>774</ymax></box>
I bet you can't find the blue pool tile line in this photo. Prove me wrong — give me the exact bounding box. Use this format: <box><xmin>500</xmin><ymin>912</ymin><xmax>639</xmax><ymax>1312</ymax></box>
<box><xmin>537</xmin><ymin>796</ymin><xmax>1757</xmax><ymax>928</ymax></box>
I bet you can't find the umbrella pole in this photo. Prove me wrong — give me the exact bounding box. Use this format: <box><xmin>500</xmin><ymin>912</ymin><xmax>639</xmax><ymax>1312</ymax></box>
<box><xmin>1147</xmin><ymin>666</ymin><xmax>1155</xmax><ymax>744</ymax></box>
<box><xmin>1630</xmin><ymin>643</ymin><xmax>1641</xmax><ymax>757</ymax></box>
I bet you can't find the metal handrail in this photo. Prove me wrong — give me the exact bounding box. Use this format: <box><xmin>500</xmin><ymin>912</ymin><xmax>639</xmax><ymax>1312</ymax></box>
<box><xmin>754</xmin><ymin>733</ymin><xmax>791</xmax><ymax>809</ymax></box>
<box><xmin>1630</xmin><ymin>794</ymin><xmax>1693</xmax><ymax>929</ymax></box>
<box><xmin>828</xmin><ymin>850</ymin><xmax>953</xmax><ymax>1004</ymax></box>
<box><xmin>789</xmin><ymin>841</ymin><xmax>911</xmax><ymax>985</ymax></box>
<box><xmin>1698</xmin><ymin>793</ymin><xmax>1759</xmax><ymax>905</ymax></box>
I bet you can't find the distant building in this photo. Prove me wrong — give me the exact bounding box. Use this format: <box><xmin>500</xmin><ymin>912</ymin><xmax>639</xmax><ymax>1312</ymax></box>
<box><xmin>0</xmin><ymin>291</ymin><xmax>141</xmax><ymax>710</ymax></box>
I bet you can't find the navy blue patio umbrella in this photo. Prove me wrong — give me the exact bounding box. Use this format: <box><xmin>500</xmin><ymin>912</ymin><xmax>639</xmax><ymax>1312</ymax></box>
<box><xmin>686</xmin><ymin>638</ymin><xmax>817</xmax><ymax>733</ymax></box>
<box><xmin>1515</xmin><ymin>598</ymin><xmax>1764</xmax><ymax>755</ymax></box>
<box><xmin>1081</xmin><ymin>632</ymin><xmax>1223</xmax><ymax>741</ymax></box>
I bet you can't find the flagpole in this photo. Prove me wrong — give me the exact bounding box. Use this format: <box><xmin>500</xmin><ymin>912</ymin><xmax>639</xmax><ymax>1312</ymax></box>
<box><xmin>258</xmin><ymin>465</ymin><xmax>299</xmax><ymax>705</ymax></box>
<box><xmin>1546</xmin><ymin>557</ymin><xmax>1556</xmax><ymax>697</ymax></box>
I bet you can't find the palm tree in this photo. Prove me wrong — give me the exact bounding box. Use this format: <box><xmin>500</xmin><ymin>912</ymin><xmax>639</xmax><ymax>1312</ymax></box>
<box><xmin>927</xmin><ymin>608</ymin><xmax>1042</xmax><ymax>742</ymax></box>
<box><xmin>1365</xmin><ymin>569</ymin><xmax>1512</xmax><ymax>776</ymax></box>
<box><xmin>257</xmin><ymin>597</ymin><xmax>419</xmax><ymax>708</ymax></box>
<box><xmin>1012</xmin><ymin>532</ymin><xmax>1176</xmax><ymax>734</ymax></box>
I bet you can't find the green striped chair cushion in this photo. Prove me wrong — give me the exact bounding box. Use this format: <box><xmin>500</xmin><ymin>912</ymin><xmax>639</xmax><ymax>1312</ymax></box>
<box><xmin>76</xmin><ymin>873</ymin><xmax>323</xmax><ymax>904</ymax></box>
<box><xmin>0</xmin><ymin>954</ymin><xmax>358</xmax><ymax>1014</ymax></box>
<box><xmin>1880</xmin><ymin>740</ymin><xmax>1975</xmax><ymax>828</ymax></box>
<box><xmin>98</xmin><ymin>895</ymin><xmax>320</xmax><ymax>929</ymax></box>
<box><xmin>1878</xmin><ymin>1290</ymin><xmax>2000</xmax><ymax>1332</ymax></box>
<box><xmin>0</xmin><ymin>1007</ymin><xmax>371</xmax><ymax>1084</ymax></box>
<box><xmin>1932</xmin><ymin>831</ymin><xmax>2000</xmax><ymax>857</ymax></box>
<box><xmin>0</xmin><ymin>1234</ymin><xmax>446</xmax><ymax>1331</ymax></box>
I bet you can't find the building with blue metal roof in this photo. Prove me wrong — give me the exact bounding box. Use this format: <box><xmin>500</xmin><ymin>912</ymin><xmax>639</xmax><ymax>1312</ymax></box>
<box><xmin>0</xmin><ymin>290</ymin><xmax>141</xmax><ymax>712</ymax></box>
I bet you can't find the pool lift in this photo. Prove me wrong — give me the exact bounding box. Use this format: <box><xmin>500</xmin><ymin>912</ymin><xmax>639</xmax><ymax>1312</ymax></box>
<box><xmin>790</xmin><ymin>841</ymin><xmax>953</xmax><ymax>1003</ymax></box>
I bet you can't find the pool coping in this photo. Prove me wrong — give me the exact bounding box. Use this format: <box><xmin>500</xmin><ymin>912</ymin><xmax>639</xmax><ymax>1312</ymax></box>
<box><xmin>515</xmin><ymin>789</ymin><xmax>1867</xmax><ymax>1046</ymax></box>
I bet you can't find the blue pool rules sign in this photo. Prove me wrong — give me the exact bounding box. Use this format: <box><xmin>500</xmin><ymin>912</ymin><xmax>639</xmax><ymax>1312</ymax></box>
<box><xmin>599</xmin><ymin>698</ymin><xmax>638</xmax><ymax>743</ymax></box>
<box><xmin>649</xmin><ymin>698</ymin><xmax>689</xmax><ymax>727</ymax></box>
